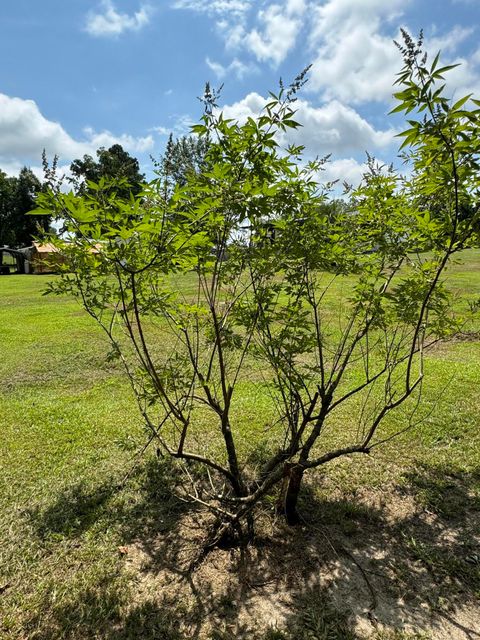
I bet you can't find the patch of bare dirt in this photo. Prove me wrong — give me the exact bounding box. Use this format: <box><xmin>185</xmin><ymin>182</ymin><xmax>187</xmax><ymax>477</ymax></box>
<box><xmin>117</xmin><ymin>474</ymin><xmax>480</xmax><ymax>639</ymax></box>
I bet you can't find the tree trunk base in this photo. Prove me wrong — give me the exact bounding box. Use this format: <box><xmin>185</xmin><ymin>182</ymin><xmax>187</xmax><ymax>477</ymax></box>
<box><xmin>276</xmin><ymin>463</ymin><xmax>304</xmax><ymax>525</ymax></box>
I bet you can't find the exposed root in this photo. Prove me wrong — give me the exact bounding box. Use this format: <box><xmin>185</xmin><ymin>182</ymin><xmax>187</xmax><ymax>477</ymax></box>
<box><xmin>186</xmin><ymin>514</ymin><xmax>255</xmax><ymax>574</ymax></box>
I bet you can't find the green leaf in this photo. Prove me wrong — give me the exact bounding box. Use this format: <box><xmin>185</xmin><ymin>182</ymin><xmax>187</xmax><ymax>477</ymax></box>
<box><xmin>451</xmin><ymin>94</ymin><xmax>472</xmax><ymax>111</ymax></box>
<box><xmin>389</xmin><ymin>103</ymin><xmax>407</xmax><ymax>114</ymax></box>
<box><xmin>28</xmin><ymin>207</ymin><xmax>52</xmax><ymax>216</ymax></box>
<box><xmin>430</xmin><ymin>51</ymin><xmax>441</xmax><ymax>73</ymax></box>
<box><xmin>435</xmin><ymin>63</ymin><xmax>460</xmax><ymax>75</ymax></box>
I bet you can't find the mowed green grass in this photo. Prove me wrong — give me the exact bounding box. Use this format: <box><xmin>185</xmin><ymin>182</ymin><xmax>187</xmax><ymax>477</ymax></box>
<box><xmin>0</xmin><ymin>277</ymin><xmax>145</xmax><ymax>638</ymax></box>
<box><xmin>1</xmin><ymin>252</ymin><xmax>480</xmax><ymax>639</ymax></box>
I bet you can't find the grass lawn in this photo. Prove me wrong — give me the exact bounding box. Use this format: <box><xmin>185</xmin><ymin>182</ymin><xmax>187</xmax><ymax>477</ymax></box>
<box><xmin>1</xmin><ymin>253</ymin><xmax>479</xmax><ymax>639</ymax></box>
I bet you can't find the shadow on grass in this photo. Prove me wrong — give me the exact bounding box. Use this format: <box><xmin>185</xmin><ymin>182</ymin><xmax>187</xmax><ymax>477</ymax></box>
<box><xmin>402</xmin><ymin>464</ymin><xmax>480</xmax><ymax>521</ymax></box>
<box><xmin>27</xmin><ymin>455</ymin><xmax>189</xmax><ymax>542</ymax></box>
<box><xmin>27</xmin><ymin>482</ymin><xmax>113</xmax><ymax>540</ymax></box>
<box><xmin>23</xmin><ymin>459</ymin><xmax>480</xmax><ymax>639</ymax></box>
<box><xmin>29</xmin><ymin>595</ymin><xmax>186</xmax><ymax>640</ymax></box>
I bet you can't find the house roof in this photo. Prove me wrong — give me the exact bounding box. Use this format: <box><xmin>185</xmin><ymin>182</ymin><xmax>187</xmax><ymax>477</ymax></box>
<box><xmin>32</xmin><ymin>240</ymin><xmax>103</xmax><ymax>254</ymax></box>
<box><xmin>32</xmin><ymin>241</ymin><xmax>59</xmax><ymax>254</ymax></box>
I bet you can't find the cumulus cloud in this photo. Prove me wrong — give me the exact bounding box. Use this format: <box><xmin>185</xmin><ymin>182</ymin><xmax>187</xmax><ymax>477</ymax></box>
<box><xmin>0</xmin><ymin>93</ymin><xmax>154</xmax><ymax>172</ymax></box>
<box><xmin>206</xmin><ymin>56</ymin><xmax>256</xmax><ymax>79</ymax></box>
<box><xmin>150</xmin><ymin>113</ymin><xmax>197</xmax><ymax>138</ymax></box>
<box><xmin>174</xmin><ymin>0</ymin><xmax>305</xmax><ymax>68</ymax></box>
<box><xmin>216</xmin><ymin>19</ymin><xmax>247</xmax><ymax>51</ymax></box>
<box><xmin>307</xmin><ymin>0</ymin><xmax>409</xmax><ymax>103</ymax></box>
<box><xmin>173</xmin><ymin>0</ymin><xmax>254</xmax><ymax>73</ymax></box>
<box><xmin>1</xmin><ymin>160</ymin><xmax>39</xmax><ymax>178</ymax></box>
<box><xmin>151</xmin><ymin>125</ymin><xmax>171</xmax><ymax>136</ymax></box>
<box><xmin>220</xmin><ymin>92</ymin><xmax>396</xmax><ymax>157</ymax></box>
<box><xmin>85</xmin><ymin>0</ymin><xmax>152</xmax><ymax>37</ymax></box>
<box><xmin>1</xmin><ymin>160</ymin><xmax>74</xmax><ymax>188</ymax></box>
<box><xmin>243</xmin><ymin>0</ymin><xmax>306</xmax><ymax>66</ymax></box>
<box><xmin>217</xmin><ymin>89</ymin><xmax>377</xmax><ymax>187</ymax></box>
<box><xmin>438</xmin><ymin>57</ymin><xmax>480</xmax><ymax>99</ymax></box>
<box><xmin>306</xmin><ymin>0</ymin><xmax>480</xmax><ymax>106</ymax></box>
<box><xmin>219</xmin><ymin>92</ymin><xmax>265</xmax><ymax>122</ymax></box>
<box><xmin>290</xmin><ymin>100</ymin><xmax>395</xmax><ymax>153</ymax></box>
<box><xmin>321</xmin><ymin>157</ymin><xmax>367</xmax><ymax>186</ymax></box>
<box><xmin>172</xmin><ymin>0</ymin><xmax>251</xmax><ymax>16</ymax></box>
<box><xmin>426</xmin><ymin>25</ymin><xmax>474</xmax><ymax>54</ymax></box>
<box><xmin>172</xmin><ymin>0</ymin><xmax>480</xmax><ymax>106</ymax></box>
<box><xmin>423</xmin><ymin>28</ymin><xmax>480</xmax><ymax>99</ymax></box>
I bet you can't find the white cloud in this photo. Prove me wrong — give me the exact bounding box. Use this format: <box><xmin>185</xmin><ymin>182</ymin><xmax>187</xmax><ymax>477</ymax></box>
<box><xmin>206</xmin><ymin>56</ymin><xmax>256</xmax><ymax>79</ymax></box>
<box><xmin>174</xmin><ymin>0</ymin><xmax>305</xmax><ymax>67</ymax></box>
<box><xmin>243</xmin><ymin>0</ymin><xmax>306</xmax><ymax>66</ymax></box>
<box><xmin>82</xmin><ymin>127</ymin><xmax>154</xmax><ymax>153</ymax></box>
<box><xmin>85</xmin><ymin>0</ymin><xmax>152</xmax><ymax>38</ymax></box>
<box><xmin>151</xmin><ymin>125</ymin><xmax>171</xmax><ymax>136</ymax></box>
<box><xmin>172</xmin><ymin>114</ymin><xmax>196</xmax><ymax>134</ymax></box>
<box><xmin>220</xmin><ymin>91</ymin><xmax>265</xmax><ymax>122</ymax></box>
<box><xmin>438</xmin><ymin>56</ymin><xmax>480</xmax><ymax>99</ymax></box>
<box><xmin>308</xmin><ymin>0</ymin><xmax>405</xmax><ymax>44</ymax></box>
<box><xmin>0</xmin><ymin>160</ymin><xmax>74</xmax><ymax>194</ymax></box>
<box><xmin>1</xmin><ymin>160</ymin><xmax>38</xmax><ymax>178</ymax></box>
<box><xmin>306</xmin><ymin>0</ymin><xmax>480</xmax><ymax>106</ymax></box>
<box><xmin>216</xmin><ymin>89</ymin><xmax>375</xmax><ymax>186</ymax></box>
<box><xmin>172</xmin><ymin>0</ymin><xmax>480</xmax><ymax>106</ymax></box>
<box><xmin>0</xmin><ymin>93</ymin><xmax>154</xmax><ymax>172</ymax></box>
<box><xmin>220</xmin><ymin>92</ymin><xmax>396</xmax><ymax>157</ymax></box>
<box><xmin>150</xmin><ymin>114</ymin><xmax>197</xmax><ymax>138</ymax></box>
<box><xmin>215</xmin><ymin>19</ymin><xmax>244</xmax><ymax>50</ymax></box>
<box><xmin>426</xmin><ymin>25</ymin><xmax>474</xmax><ymax>55</ymax></box>
<box><xmin>292</xmin><ymin>100</ymin><xmax>395</xmax><ymax>152</ymax></box>
<box><xmin>472</xmin><ymin>47</ymin><xmax>480</xmax><ymax>66</ymax></box>
<box><xmin>307</xmin><ymin>0</ymin><xmax>409</xmax><ymax>103</ymax></box>
<box><xmin>423</xmin><ymin>29</ymin><xmax>480</xmax><ymax>99</ymax></box>
<box><xmin>321</xmin><ymin>157</ymin><xmax>367</xmax><ymax>186</ymax></box>
<box><xmin>172</xmin><ymin>0</ymin><xmax>251</xmax><ymax>17</ymax></box>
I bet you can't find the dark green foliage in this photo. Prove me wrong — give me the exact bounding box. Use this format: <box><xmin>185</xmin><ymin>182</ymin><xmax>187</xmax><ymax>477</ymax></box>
<box><xmin>0</xmin><ymin>169</ymin><xmax>16</xmax><ymax>246</ymax></box>
<box><xmin>69</xmin><ymin>144</ymin><xmax>144</xmax><ymax>199</ymax></box>
<box><xmin>0</xmin><ymin>166</ymin><xmax>50</xmax><ymax>248</ymax></box>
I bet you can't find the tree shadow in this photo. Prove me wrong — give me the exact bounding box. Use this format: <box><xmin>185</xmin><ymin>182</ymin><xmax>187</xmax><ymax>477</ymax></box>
<box><xmin>23</xmin><ymin>456</ymin><xmax>199</xmax><ymax>639</ymax></box>
<box><xmin>402</xmin><ymin>463</ymin><xmax>480</xmax><ymax>521</ymax></box>
<box><xmin>27</xmin><ymin>455</ymin><xmax>190</xmax><ymax>543</ymax></box>
<box><xmin>29</xmin><ymin>594</ymin><xmax>185</xmax><ymax>640</ymax></box>
<box><xmin>27</xmin><ymin>481</ymin><xmax>114</xmax><ymax>540</ymax></box>
<box><xmin>23</xmin><ymin>459</ymin><xmax>480</xmax><ymax>639</ymax></box>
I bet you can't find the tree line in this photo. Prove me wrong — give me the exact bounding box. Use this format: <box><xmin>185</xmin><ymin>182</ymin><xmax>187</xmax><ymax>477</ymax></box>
<box><xmin>0</xmin><ymin>136</ymin><xmax>206</xmax><ymax>248</ymax></box>
<box><xmin>0</xmin><ymin>166</ymin><xmax>49</xmax><ymax>248</ymax></box>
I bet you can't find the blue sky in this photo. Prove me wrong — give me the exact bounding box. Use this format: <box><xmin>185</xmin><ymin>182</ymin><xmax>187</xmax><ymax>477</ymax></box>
<box><xmin>1</xmin><ymin>0</ymin><xmax>479</xmax><ymax>185</ymax></box>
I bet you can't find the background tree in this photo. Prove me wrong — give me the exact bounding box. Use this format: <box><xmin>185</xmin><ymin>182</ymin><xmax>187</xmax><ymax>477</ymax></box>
<box><xmin>0</xmin><ymin>169</ymin><xmax>16</xmax><ymax>246</ymax></box>
<box><xmin>36</xmin><ymin>39</ymin><xmax>480</xmax><ymax>549</ymax></box>
<box><xmin>69</xmin><ymin>144</ymin><xmax>144</xmax><ymax>199</ymax></box>
<box><xmin>159</xmin><ymin>133</ymin><xmax>209</xmax><ymax>187</ymax></box>
<box><xmin>0</xmin><ymin>167</ymin><xmax>50</xmax><ymax>247</ymax></box>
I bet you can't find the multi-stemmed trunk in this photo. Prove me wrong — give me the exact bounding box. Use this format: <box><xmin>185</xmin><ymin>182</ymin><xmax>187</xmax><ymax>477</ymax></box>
<box><xmin>276</xmin><ymin>462</ymin><xmax>305</xmax><ymax>525</ymax></box>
